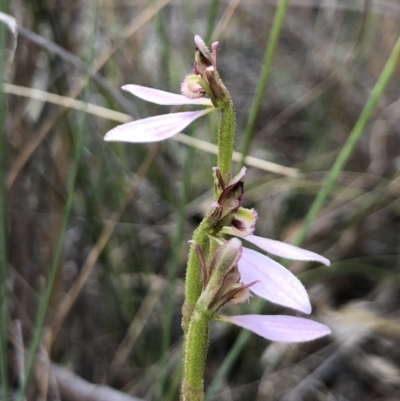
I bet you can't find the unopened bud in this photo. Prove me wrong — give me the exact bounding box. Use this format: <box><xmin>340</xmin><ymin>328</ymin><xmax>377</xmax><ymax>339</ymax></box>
<box><xmin>193</xmin><ymin>35</ymin><xmax>228</xmax><ymax>104</ymax></box>
<box><xmin>194</xmin><ymin>35</ymin><xmax>213</xmax><ymax>72</ymax></box>
<box><xmin>196</xmin><ymin>238</ymin><xmax>242</xmax><ymax>310</ymax></box>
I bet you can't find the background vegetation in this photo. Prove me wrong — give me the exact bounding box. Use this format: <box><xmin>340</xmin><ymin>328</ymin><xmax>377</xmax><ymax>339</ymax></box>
<box><xmin>2</xmin><ymin>0</ymin><xmax>400</xmax><ymax>400</ymax></box>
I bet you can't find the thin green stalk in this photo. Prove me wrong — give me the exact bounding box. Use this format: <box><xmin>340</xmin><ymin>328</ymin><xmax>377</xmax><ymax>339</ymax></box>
<box><xmin>206</xmin><ymin>33</ymin><xmax>400</xmax><ymax>401</ymax></box>
<box><xmin>293</xmin><ymin>35</ymin><xmax>400</xmax><ymax>247</ymax></box>
<box><xmin>217</xmin><ymin>104</ymin><xmax>235</xmax><ymax>180</ymax></box>
<box><xmin>239</xmin><ymin>0</ymin><xmax>290</xmax><ymax>168</ymax></box>
<box><xmin>155</xmin><ymin>143</ymin><xmax>194</xmax><ymax>400</ymax></box>
<box><xmin>0</xmin><ymin>2</ymin><xmax>10</xmax><ymax>399</ymax></box>
<box><xmin>15</xmin><ymin>4</ymin><xmax>98</xmax><ymax>400</ymax></box>
<box><xmin>182</xmin><ymin>309</ymin><xmax>209</xmax><ymax>401</ymax></box>
<box><xmin>205</xmin><ymin>0</ymin><xmax>219</xmax><ymax>43</ymax></box>
<box><xmin>183</xmin><ymin>218</ymin><xmax>210</xmax><ymax>332</ymax></box>
<box><xmin>182</xmin><ymin>36</ymin><xmax>239</xmax><ymax>400</ymax></box>
<box><xmin>183</xmin><ymin>96</ymin><xmax>236</xmax><ymax>331</ymax></box>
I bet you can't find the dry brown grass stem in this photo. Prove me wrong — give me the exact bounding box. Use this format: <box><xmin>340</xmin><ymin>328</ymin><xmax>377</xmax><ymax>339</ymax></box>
<box><xmin>212</xmin><ymin>0</ymin><xmax>242</xmax><ymax>41</ymax></box>
<box><xmin>6</xmin><ymin>0</ymin><xmax>171</xmax><ymax>189</ymax></box>
<box><xmin>4</xmin><ymin>83</ymin><xmax>298</xmax><ymax>176</ymax></box>
<box><xmin>4</xmin><ymin>83</ymin><xmax>132</xmax><ymax>123</ymax></box>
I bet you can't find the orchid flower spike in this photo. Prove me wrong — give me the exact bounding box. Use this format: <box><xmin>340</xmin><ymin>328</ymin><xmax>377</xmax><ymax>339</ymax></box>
<box><xmin>193</xmin><ymin>237</ymin><xmax>331</xmax><ymax>343</ymax></box>
<box><xmin>104</xmin><ymin>36</ymin><xmax>223</xmax><ymax>144</ymax></box>
<box><xmin>199</xmin><ymin>167</ymin><xmax>331</xmax><ymax>342</ymax></box>
<box><xmin>210</xmin><ymin>167</ymin><xmax>330</xmax><ymax>313</ymax></box>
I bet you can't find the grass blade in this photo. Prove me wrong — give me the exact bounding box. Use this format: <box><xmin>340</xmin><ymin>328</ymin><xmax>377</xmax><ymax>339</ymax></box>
<box><xmin>239</xmin><ymin>0</ymin><xmax>290</xmax><ymax>168</ymax></box>
<box><xmin>15</xmin><ymin>3</ymin><xmax>98</xmax><ymax>400</ymax></box>
<box><xmin>293</xmin><ymin>35</ymin><xmax>400</xmax><ymax>247</ymax></box>
<box><xmin>206</xmin><ymin>33</ymin><xmax>400</xmax><ymax>401</ymax></box>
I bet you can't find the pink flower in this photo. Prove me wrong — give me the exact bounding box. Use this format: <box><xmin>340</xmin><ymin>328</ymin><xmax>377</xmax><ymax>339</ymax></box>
<box><xmin>201</xmin><ymin>166</ymin><xmax>332</xmax><ymax>342</ymax></box>
<box><xmin>104</xmin><ymin>85</ymin><xmax>215</xmax><ymax>143</ymax></box>
<box><xmin>216</xmin><ymin>238</ymin><xmax>331</xmax><ymax>343</ymax></box>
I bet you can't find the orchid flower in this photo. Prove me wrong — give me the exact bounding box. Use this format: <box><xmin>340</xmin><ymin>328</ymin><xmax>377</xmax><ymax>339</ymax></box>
<box><xmin>193</xmin><ymin>236</ymin><xmax>330</xmax><ymax>343</ymax></box>
<box><xmin>199</xmin><ymin>167</ymin><xmax>331</xmax><ymax>342</ymax></box>
<box><xmin>221</xmin><ymin>242</ymin><xmax>331</xmax><ymax>343</ymax></box>
<box><xmin>104</xmin><ymin>35</ymin><xmax>223</xmax><ymax>144</ymax></box>
<box><xmin>104</xmin><ymin>35</ymin><xmax>331</xmax><ymax>400</ymax></box>
<box><xmin>104</xmin><ymin>85</ymin><xmax>215</xmax><ymax>143</ymax></box>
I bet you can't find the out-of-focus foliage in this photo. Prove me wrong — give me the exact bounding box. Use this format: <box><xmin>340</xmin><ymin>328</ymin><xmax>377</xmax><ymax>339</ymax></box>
<box><xmin>3</xmin><ymin>1</ymin><xmax>400</xmax><ymax>400</ymax></box>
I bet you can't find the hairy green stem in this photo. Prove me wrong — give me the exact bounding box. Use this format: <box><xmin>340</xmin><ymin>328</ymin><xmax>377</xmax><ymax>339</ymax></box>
<box><xmin>182</xmin><ymin>219</ymin><xmax>210</xmax><ymax>333</ymax></box>
<box><xmin>182</xmin><ymin>39</ymin><xmax>237</xmax><ymax>400</ymax></box>
<box><xmin>181</xmin><ymin>309</ymin><xmax>210</xmax><ymax>401</ymax></box>
<box><xmin>216</xmin><ymin>103</ymin><xmax>235</xmax><ymax>181</ymax></box>
<box><xmin>182</xmin><ymin>95</ymin><xmax>236</xmax><ymax>331</ymax></box>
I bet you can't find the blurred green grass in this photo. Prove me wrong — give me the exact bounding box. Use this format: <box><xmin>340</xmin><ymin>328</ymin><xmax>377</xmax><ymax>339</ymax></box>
<box><xmin>2</xmin><ymin>1</ymin><xmax>400</xmax><ymax>401</ymax></box>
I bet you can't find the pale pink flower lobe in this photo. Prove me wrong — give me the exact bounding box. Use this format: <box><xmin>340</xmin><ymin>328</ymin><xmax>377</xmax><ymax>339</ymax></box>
<box><xmin>122</xmin><ymin>84</ymin><xmax>212</xmax><ymax>106</ymax></box>
<box><xmin>223</xmin><ymin>315</ymin><xmax>331</xmax><ymax>342</ymax></box>
<box><xmin>104</xmin><ymin>109</ymin><xmax>214</xmax><ymax>143</ymax></box>
<box><xmin>239</xmin><ymin>247</ymin><xmax>312</xmax><ymax>314</ymax></box>
<box><xmin>244</xmin><ymin>235</ymin><xmax>330</xmax><ymax>266</ymax></box>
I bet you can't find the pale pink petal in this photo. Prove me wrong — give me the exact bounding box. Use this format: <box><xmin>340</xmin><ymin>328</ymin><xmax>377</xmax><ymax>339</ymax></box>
<box><xmin>104</xmin><ymin>109</ymin><xmax>214</xmax><ymax>143</ymax></box>
<box><xmin>224</xmin><ymin>315</ymin><xmax>331</xmax><ymax>342</ymax></box>
<box><xmin>244</xmin><ymin>235</ymin><xmax>330</xmax><ymax>266</ymax></box>
<box><xmin>228</xmin><ymin>166</ymin><xmax>247</xmax><ymax>187</ymax></box>
<box><xmin>239</xmin><ymin>248</ymin><xmax>311</xmax><ymax>314</ymax></box>
<box><xmin>122</xmin><ymin>84</ymin><xmax>213</xmax><ymax>106</ymax></box>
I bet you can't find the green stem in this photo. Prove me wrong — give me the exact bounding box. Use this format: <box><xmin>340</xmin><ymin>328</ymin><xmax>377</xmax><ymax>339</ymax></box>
<box><xmin>182</xmin><ymin>219</ymin><xmax>210</xmax><ymax>332</ymax></box>
<box><xmin>183</xmin><ymin>96</ymin><xmax>236</xmax><ymax>332</ymax></box>
<box><xmin>181</xmin><ymin>309</ymin><xmax>209</xmax><ymax>401</ymax></box>
<box><xmin>216</xmin><ymin>101</ymin><xmax>235</xmax><ymax>181</ymax></box>
<box><xmin>182</xmin><ymin>38</ymin><xmax>237</xmax><ymax>401</ymax></box>
<box><xmin>239</xmin><ymin>0</ymin><xmax>290</xmax><ymax>168</ymax></box>
<box><xmin>205</xmin><ymin>0</ymin><xmax>219</xmax><ymax>43</ymax></box>
<box><xmin>155</xmin><ymin>133</ymin><xmax>193</xmax><ymax>401</ymax></box>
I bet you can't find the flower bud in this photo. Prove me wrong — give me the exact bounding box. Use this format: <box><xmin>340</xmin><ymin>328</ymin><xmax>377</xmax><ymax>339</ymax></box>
<box><xmin>214</xmin><ymin>167</ymin><xmax>246</xmax><ymax>222</ymax></box>
<box><xmin>196</xmin><ymin>238</ymin><xmax>242</xmax><ymax>310</ymax></box>
<box><xmin>181</xmin><ymin>74</ymin><xmax>206</xmax><ymax>99</ymax></box>
<box><xmin>194</xmin><ymin>35</ymin><xmax>214</xmax><ymax>78</ymax></box>
<box><xmin>213</xmin><ymin>167</ymin><xmax>225</xmax><ymax>193</ymax></box>
<box><xmin>193</xmin><ymin>35</ymin><xmax>228</xmax><ymax>104</ymax></box>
